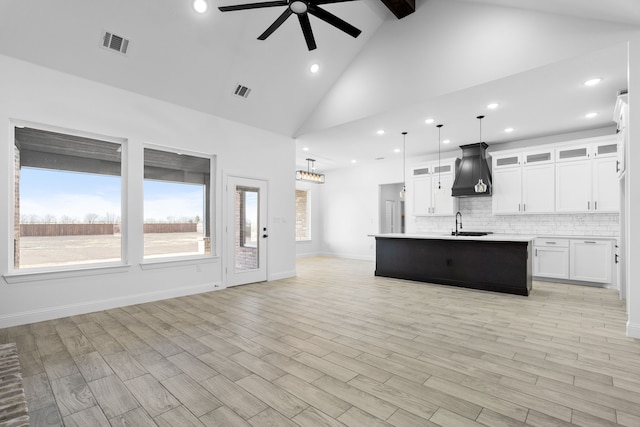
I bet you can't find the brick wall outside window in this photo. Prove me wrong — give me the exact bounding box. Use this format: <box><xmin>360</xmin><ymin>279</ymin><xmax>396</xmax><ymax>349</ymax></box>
<box><xmin>296</xmin><ymin>189</ymin><xmax>310</xmax><ymax>241</ymax></box>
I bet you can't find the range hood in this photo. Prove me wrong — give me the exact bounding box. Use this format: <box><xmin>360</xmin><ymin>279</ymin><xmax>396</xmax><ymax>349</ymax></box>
<box><xmin>451</xmin><ymin>142</ymin><xmax>492</xmax><ymax>197</ymax></box>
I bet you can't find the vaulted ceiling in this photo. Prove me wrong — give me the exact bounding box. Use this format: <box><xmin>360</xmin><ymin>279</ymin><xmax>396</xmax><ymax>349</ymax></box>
<box><xmin>1</xmin><ymin>0</ymin><xmax>639</xmax><ymax>170</ymax></box>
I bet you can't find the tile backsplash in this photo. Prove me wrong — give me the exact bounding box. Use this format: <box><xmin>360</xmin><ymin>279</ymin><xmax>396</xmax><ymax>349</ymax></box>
<box><xmin>413</xmin><ymin>197</ymin><xmax>620</xmax><ymax>237</ymax></box>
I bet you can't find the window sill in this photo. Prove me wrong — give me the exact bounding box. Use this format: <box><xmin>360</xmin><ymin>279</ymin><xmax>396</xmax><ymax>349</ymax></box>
<box><xmin>140</xmin><ymin>255</ymin><xmax>219</xmax><ymax>270</ymax></box>
<box><xmin>4</xmin><ymin>263</ymin><xmax>131</xmax><ymax>284</ymax></box>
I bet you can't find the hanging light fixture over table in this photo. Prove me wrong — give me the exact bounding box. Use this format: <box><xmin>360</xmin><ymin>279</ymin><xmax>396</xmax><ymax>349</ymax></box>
<box><xmin>436</xmin><ymin>124</ymin><xmax>443</xmax><ymax>193</ymax></box>
<box><xmin>296</xmin><ymin>158</ymin><xmax>325</xmax><ymax>183</ymax></box>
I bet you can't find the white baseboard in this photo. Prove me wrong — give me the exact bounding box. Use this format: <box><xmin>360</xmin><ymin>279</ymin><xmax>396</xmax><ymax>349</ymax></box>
<box><xmin>0</xmin><ymin>282</ymin><xmax>223</xmax><ymax>329</ymax></box>
<box><xmin>269</xmin><ymin>270</ymin><xmax>296</xmax><ymax>281</ymax></box>
<box><xmin>627</xmin><ymin>321</ymin><xmax>640</xmax><ymax>339</ymax></box>
<box><xmin>319</xmin><ymin>251</ymin><xmax>375</xmax><ymax>262</ymax></box>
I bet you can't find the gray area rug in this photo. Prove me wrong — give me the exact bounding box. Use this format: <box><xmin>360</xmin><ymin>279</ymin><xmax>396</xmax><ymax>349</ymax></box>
<box><xmin>0</xmin><ymin>343</ymin><xmax>29</xmax><ymax>427</ymax></box>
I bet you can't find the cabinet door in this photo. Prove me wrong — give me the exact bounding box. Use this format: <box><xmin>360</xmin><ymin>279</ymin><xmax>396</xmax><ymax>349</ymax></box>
<box><xmin>412</xmin><ymin>176</ymin><xmax>432</xmax><ymax>216</ymax></box>
<box><xmin>534</xmin><ymin>246</ymin><xmax>569</xmax><ymax>279</ymax></box>
<box><xmin>555</xmin><ymin>160</ymin><xmax>591</xmax><ymax>212</ymax></box>
<box><xmin>570</xmin><ymin>240</ymin><xmax>612</xmax><ymax>283</ymax></box>
<box><xmin>522</xmin><ymin>163</ymin><xmax>555</xmax><ymax>213</ymax></box>
<box><xmin>432</xmin><ymin>173</ymin><xmax>456</xmax><ymax>215</ymax></box>
<box><xmin>593</xmin><ymin>157</ymin><xmax>619</xmax><ymax>212</ymax></box>
<box><xmin>492</xmin><ymin>167</ymin><xmax>522</xmax><ymax>214</ymax></box>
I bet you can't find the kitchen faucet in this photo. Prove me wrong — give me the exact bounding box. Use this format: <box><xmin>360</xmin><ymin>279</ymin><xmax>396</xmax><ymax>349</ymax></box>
<box><xmin>455</xmin><ymin>211</ymin><xmax>463</xmax><ymax>236</ymax></box>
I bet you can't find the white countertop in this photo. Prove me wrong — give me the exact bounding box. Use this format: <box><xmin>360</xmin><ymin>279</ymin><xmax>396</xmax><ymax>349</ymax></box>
<box><xmin>371</xmin><ymin>233</ymin><xmax>535</xmax><ymax>242</ymax></box>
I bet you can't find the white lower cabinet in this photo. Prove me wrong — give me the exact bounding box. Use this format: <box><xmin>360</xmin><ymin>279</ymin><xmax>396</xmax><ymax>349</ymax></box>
<box><xmin>534</xmin><ymin>238</ymin><xmax>613</xmax><ymax>284</ymax></box>
<box><xmin>533</xmin><ymin>239</ymin><xmax>569</xmax><ymax>279</ymax></box>
<box><xmin>570</xmin><ymin>239</ymin><xmax>613</xmax><ymax>284</ymax></box>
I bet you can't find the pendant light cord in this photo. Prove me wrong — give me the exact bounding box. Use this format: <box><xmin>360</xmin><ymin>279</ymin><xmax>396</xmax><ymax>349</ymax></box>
<box><xmin>436</xmin><ymin>124</ymin><xmax>443</xmax><ymax>189</ymax></box>
<box><xmin>402</xmin><ymin>132</ymin><xmax>407</xmax><ymax>191</ymax></box>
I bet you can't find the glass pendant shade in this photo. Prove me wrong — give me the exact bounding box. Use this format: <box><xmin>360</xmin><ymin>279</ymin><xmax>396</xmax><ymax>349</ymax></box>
<box><xmin>475</xmin><ymin>178</ymin><xmax>487</xmax><ymax>193</ymax></box>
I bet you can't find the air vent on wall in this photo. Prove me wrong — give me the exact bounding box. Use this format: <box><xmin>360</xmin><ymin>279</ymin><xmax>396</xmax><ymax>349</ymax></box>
<box><xmin>233</xmin><ymin>84</ymin><xmax>251</xmax><ymax>99</ymax></box>
<box><xmin>101</xmin><ymin>31</ymin><xmax>129</xmax><ymax>55</ymax></box>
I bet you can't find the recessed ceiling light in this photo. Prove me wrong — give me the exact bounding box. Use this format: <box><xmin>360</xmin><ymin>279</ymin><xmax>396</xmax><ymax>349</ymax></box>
<box><xmin>487</xmin><ymin>103</ymin><xmax>499</xmax><ymax>109</ymax></box>
<box><xmin>442</xmin><ymin>139</ymin><xmax>451</xmax><ymax>144</ymax></box>
<box><xmin>425</xmin><ymin>118</ymin><xmax>435</xmax><ymax>124</ymax></box>
<box><xmin>310</xmin><ymin>63</ymin><xmax>319</xmax><ymax>73</ymax></box>
<box><xmin>585</xmin><ymin>112</ymin><xmax>598</xmax><ymax>119</ymax></box>
<box><xmin>376</xmin><ymin>129</ymin><xmax>385</xmax><ymax>135</ymax></box>
<box><xmin>302</xmin><ymin>147</ymin><xmax>309</xmax><ymax>151</ymax></box>
<box><xmin>504</xmin><ymin>127</ymin><xmax>514</xmax><ymax>133</ymax></box>
<box><xmin>394</xmin><ymin>148</ymin><xmax>401</xmax><ymax>153</ymax></box>
<box><xmin>351</xmin><ymin>159</ymin><xmax>357</xmax><ymax>164</ymax></box>
<box><xmin>584</xmin><ymin>78</ymin><xmax>602</xmax><ymax>86</ymax></box>
<box><xmin>193</xmin><ymin>0</ymin><xmax>208</xmax><ymax>13</ymax></box>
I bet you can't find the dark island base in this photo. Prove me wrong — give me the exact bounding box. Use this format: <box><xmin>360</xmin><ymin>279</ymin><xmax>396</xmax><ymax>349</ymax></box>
<box><xmin>375</xmin><ymin>237</ymin><xmax>532</xmax><ymax>296</ymax></box>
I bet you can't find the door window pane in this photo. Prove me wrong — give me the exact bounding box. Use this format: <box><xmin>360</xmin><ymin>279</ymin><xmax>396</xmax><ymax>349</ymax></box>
<box><xmin>143</xmin><ymin>148</ymin><xmax>211</xmax><ymax>259</ymax></box>
<box><xmin>14</xmin><ymin>127</ymin><xmax>122</xmax><ymax>269</ymax></box>
<box><xmin>235</xmin><ymin>186</ymin><xmax>259</xmax><ymax>271</ymax></box>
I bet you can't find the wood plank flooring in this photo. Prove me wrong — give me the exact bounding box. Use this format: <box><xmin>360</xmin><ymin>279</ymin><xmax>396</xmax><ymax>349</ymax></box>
<box><xmin>2</xmin><ymin>256</ymin><xmax>640</xmax><ymax>426</ymax></box>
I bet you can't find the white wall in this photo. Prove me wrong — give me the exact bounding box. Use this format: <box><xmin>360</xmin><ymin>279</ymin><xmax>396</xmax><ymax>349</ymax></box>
<box><xmin>626</xmin><ymin>36</ymin><xmax>640</xmax><ymax>338</ymax></box>
<box><xmin>318</xmin><ymin>158</ymin><xmax>405</xmax><ymax>260</ymax></box>
<box><xmin>0</xmin><ymin>54</ymin><xmax>296</xmax><ymax>328</ymax></box>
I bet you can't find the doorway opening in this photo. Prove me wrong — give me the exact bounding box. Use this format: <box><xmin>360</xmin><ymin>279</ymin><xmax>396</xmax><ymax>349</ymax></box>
<box><xmin>379</xmin><ymin>183</ymin><xmax>404</xmax><ymax>234</ymax></box>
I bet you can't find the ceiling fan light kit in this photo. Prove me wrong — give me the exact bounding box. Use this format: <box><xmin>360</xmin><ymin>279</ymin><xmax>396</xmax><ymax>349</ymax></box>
<box><xmin>218</xmin><ymin>0</ymin><xmax>362</xmax><ymax>51</ymax></box>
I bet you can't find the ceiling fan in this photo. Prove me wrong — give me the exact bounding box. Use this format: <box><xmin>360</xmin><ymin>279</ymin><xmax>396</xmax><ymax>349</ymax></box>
<box><xmin>218</xmin><ymin>0</ymin><xmax>362</xmax><ymax>51</ymax></box>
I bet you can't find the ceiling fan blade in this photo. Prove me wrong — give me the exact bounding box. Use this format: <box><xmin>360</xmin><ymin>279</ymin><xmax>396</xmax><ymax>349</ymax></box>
<box><xmin>258</xmin><ymin>8</ymin><xmax>293</xmax><ymax>40</ymax></box>
<box><xmin>308</xmin><ymin>4</ymin><xmax>361</xmax><ymax>38</ymax></box>
<box><xmin>219</xmin><ymin>0</ymin><xmax>287</xmax><ymax>12</ymax></box>
<box><xmin>313</xmin><ymin>0</ymin><xmax>359</xmax><ymax>4</ymax></box>
<box><xmin>298</xmin><ymin>13</ymin><xmax>317</xmax><ymax>51</ymax></box>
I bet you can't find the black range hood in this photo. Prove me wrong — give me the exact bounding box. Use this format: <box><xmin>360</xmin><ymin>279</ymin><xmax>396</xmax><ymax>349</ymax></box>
<box><xmin>451</xmin><ymin>142</ymin><xmax>492</xmax><ymax>197</ymax></box>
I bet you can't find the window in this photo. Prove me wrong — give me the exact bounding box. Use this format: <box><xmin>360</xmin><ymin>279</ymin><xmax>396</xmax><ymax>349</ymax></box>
<box><xmin>295</xmin><ymin>189</ymin><xmax>310</xmax><ymax>241</ymax></box>
<box><xmin>143</xmin><ymin>148</ymin><xmax>211</xmax><ymax>259</ymax></box>
<box><xmin>13</xmin><ymin>127</ymin><xmax>123</xmax><ymax>269</ymax></box>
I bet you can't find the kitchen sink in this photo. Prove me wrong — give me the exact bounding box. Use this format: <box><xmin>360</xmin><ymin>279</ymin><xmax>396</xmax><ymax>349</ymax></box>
<box><xmin>451</xmin><ymin>231</ymin><xmax>493</xmax><ymax>236</ymax></box>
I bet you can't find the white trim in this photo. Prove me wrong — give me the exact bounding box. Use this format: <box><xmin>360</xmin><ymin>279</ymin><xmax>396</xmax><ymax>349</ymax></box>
<box><xmin>140</xmin><ymin>255</ymin><xmax>219</xmax><ymax>270</ymax></box>
<box><xmin>0</xmin><ymin>281</ymin><xmax>222</xmax><ymax>329</ymax></box>
<box><xmin>268</xmin><ymin>270</ymin><xmax>296</xmax><ymax>281</ymax></box>
<box><xmin>4</xmin><ymin>263</ymin><xmax>130</xmax><ymax>284</ymax></box>
<box><xmin>627</xmin><ymin>321</ymin><xmax>640</xmax><ymax>339</ymax></box>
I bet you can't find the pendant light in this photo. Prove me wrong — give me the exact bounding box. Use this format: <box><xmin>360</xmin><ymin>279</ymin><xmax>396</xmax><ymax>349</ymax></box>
<box><xmin>296</xmin><ymin>158</ymin><xmax>325</xmax><ymax>183</ymax></box>
<box><xmin>436</xmin><ymin>124</ymin><xmax>443</xmax><ymax>193</ymax></box>
<box><xmin>474</xmin><ymin>115</ymin><xmax>488</xmax><ymax>193</ymax></box>
<box><xmin>399</xmin><ymin>132</ymin><xmax>407</xmax><ymax>198</ymax></box>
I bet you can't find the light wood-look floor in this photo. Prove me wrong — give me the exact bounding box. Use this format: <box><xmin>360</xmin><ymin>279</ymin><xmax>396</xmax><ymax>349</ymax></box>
<box><xmin>2</xmin><ymin>257</ymin><xmax>640</xmax><ymax>426</ymax></box>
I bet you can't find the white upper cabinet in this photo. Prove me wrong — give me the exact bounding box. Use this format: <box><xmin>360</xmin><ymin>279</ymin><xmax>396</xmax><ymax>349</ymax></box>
<box><xmin>555</xmin><ymin>138</ymin><xmax>618</xmax><ymax>213</ymax></box>
<box><xmin>410</xmin><ymin>159</ymin><xmax>458</xmax><ymax>216</ymax></box>
<box><xmin>493</xmin><ymin>136</ymin><xmax>618</xmax><ymax>215</ymax></box>
<box><xmin>492</xmin><ymin>149</ymin><xmax>554</xmax><ymax>214</ymax></box>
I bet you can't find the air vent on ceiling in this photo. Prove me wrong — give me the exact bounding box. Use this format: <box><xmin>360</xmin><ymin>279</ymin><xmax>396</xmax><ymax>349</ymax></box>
<box><xmin>233</xmin><ymin>84</ymin><xmax>251</xmax><ymax>99</ymax></box>
<box><xmin>102</xmin><ymin>31</ymin><xmax>129</xmax><ymax>55</ymax></box>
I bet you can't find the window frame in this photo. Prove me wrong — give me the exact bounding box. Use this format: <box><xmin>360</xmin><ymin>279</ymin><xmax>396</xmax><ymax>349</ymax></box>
<box><xmin>295</xmin><ymin>188</ymin><xmax>311</xmax><ymax>242</ymax></box>
<box><xmin>141</xmin><ymin>143</ymin><xmax>216</xmax><ymax>263</ymax></box>
<box><xmin>8</xmin><ymin>120</ymin><xmax>128</xmax><ymax>275</ymax></box>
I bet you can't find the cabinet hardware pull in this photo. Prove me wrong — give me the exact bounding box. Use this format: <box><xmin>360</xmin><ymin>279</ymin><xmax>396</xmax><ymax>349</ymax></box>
<box><xmin>518</xmin><ymin>203</ymin><xmax>521</xmax><ymax>211</ymax></box>
<box><xmin>616</xmin><ymin>160</ymin><xmax>620</xmax><ymax>173</ymax></box>
<box><xmin>523</xmin><ymin>204</ymin><xmax>526</xmax><ymax>211</ymax></box>
<box><xmin>584</xmin><ymin>241</ymin><xmax>597</xmax><ymax>244</ymax></box>
<box><xmin>615</xmin><ymin>254</ymin><xmax>620</xmax><ymax>264</ymax></box>
<box><xmin>535</xmin><ymin>249</ymin><xmax>537</xmax><ymax>256</ymax></box>
<box><xmin>595</xmin><ymin>201</ymin><xmax>598</xmax><ymax>210</ymax></box>
<box><xmin>587</xmin><ymin>201</ymin><xmax>590</xmax><ymax>210</ymax></box>
<box><xmin>546</xmin><ymin>242</ymin><xmax>556</xmax><ymax>244</ymax></box>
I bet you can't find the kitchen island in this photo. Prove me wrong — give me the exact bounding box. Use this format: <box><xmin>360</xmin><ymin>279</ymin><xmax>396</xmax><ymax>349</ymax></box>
<box><xmin>373</xmin><ymin>233</ymin><xmax>534</xmax><ymax>296</ymax></box>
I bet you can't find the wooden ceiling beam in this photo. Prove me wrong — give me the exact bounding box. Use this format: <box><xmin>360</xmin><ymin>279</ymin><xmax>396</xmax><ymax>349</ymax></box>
<box><xmin>380</xmin><ymin>0</ymin><xmax>415</xmax><ymax>19</ymax></box>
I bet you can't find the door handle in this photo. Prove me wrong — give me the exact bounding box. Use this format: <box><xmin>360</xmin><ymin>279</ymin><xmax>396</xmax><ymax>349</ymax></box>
<box><xmin>262</xmin><ymin>234</ymin><xmax>268</xmax><ymax>238</ymax></box>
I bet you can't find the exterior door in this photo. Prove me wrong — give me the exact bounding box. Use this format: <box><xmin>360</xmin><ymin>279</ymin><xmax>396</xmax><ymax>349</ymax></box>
<box><xmin>227</xmin><ymin>176</ymin><xmax>268</xmax><ymax>286</ymax></box>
